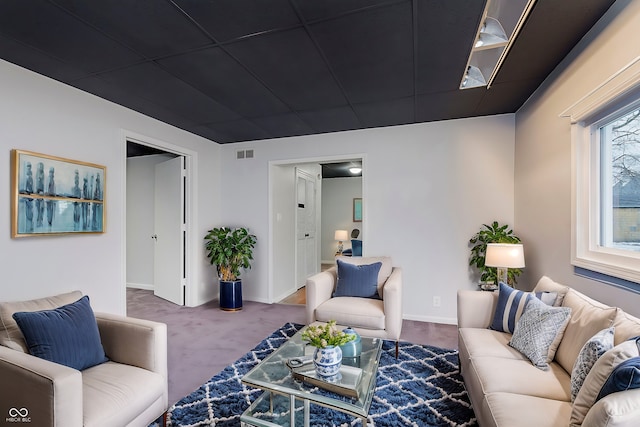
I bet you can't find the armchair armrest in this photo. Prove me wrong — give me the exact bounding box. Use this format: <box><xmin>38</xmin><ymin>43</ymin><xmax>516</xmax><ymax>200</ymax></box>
<box><xmin>95</xmin><ymin>313</ymin><xmax>167</xmax><ymax>379</ymax></box>
<box><xmin>582</xmin><ymin>388</ymin><xmax>640</xmax><ymax>427</ymax></box>
<box><xmin>305</xmin><ymin>267</ymin><xmax>337</xmax><ymax>324</ymax></box>
<box><xmin>382</xmin><ymin>267</ymin><xmax>402</xmax><ymax>340</ymax></box>
<box><xmin>457</xmin><ymin>290</ymin><xmax>498</xmax><ymax>328</ymax></box>
<box><xmin>0</xmin><ymin>345</ymin><xmax>82</xmax><ymax>427</ymax></box>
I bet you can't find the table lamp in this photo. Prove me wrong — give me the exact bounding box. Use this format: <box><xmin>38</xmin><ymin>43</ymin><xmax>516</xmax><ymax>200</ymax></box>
<box><xmin>334</xmin><ymin>230</ymin><xmax>348</xmax><ymax>255</ymax></box>
<box><xmin>485</xmin><ymin>243</ymin><xmax>525</xmax><ymax>287</ymax></box>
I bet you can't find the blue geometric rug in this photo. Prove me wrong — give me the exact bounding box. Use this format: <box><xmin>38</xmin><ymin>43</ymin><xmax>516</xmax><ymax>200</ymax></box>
<box><xmin>150</xmin><ymin>323</ymin><xmax>477</xmax><ymax>426</ymax></box>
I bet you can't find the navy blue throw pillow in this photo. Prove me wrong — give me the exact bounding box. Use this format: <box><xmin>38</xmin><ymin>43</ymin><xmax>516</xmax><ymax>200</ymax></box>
<box><xmin>12</xmin><ymin>295</ymin><xmax>108</xmax><ymax>371</ymax></box>
<box><xmin>596</xmin><ymin>356</ymin><xmax>640</xmax><ymax>402</ymax></box>
<box><xmin>333</xmin><ymin>259</ymin><xmax>382</xmax><ymax>299</ymax></box>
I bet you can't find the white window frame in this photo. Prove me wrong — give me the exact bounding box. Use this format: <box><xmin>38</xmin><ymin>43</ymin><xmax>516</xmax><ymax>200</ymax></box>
<box><xmin>561</xmin><ymin>56</ymin><xmax>640</xmax><ymax>283</ymax></box>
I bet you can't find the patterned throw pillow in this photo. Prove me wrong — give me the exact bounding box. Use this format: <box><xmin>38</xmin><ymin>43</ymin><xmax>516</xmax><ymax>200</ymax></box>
<box><xmin>570</xmin><ymin>327</ymin><xmax>615</xmax><ymax>401</ymax></box>
<box><xmin>509</xmin><ymin>297</ymin><xmax>572</xmax><ymax>370</ymax></box>
<box><xmin>490</xmin><ymin>282</ymin><xmax>558</xmax><ymax>334</ymax></box>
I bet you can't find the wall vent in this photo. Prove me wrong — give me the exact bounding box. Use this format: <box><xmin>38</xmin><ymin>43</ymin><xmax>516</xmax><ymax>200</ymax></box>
<box><xmin>236</xmin><ymin>149</ymin><xmax>254</xmax><ymax>159</ymax></box>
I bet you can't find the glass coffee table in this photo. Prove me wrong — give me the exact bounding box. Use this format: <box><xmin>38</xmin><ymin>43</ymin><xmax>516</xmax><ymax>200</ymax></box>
<box><xmin>240</xmin><ymin>328</ymin><xmax>383</xmax><ymax>427</ymax></box>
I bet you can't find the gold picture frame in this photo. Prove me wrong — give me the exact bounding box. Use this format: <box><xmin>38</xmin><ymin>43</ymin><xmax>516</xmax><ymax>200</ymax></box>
<box><xmin>11</xmin><ymin>149</ymin><xmax>106</xmax><ymax>237</ymax></box>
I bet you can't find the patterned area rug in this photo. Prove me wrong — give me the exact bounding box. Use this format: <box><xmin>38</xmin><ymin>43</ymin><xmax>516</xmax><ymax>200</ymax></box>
<box><xmin>151</xmin><ymin>323</ymin><xmax>477</xmax><ymax>426</ymax></box>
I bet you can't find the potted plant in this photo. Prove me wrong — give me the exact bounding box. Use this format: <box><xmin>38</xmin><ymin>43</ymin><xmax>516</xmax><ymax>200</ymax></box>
<box><xmin>469</xmin><ymin>221</ymin><xmax>522</xmax><ymax>288</ymax></box>
<box><xmin>204</xmin><ymin>226</ymin><xmax>257</xmax><ymax>311</ymax></box>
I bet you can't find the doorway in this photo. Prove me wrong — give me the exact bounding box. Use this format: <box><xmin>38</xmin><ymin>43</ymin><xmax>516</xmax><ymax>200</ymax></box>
<box><xmin>125</xmin><ymin>138</ymin><xmax>189</xmax><ymax>306</ymax></box>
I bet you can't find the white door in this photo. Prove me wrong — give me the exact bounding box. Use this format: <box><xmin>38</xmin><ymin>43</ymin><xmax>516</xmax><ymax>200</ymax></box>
<box><xmin>153</xmin><ymin>156</ymin><xmax>185</xmax><ymax>305</ymax></box>
<box><xmin>295</xmin><ymin>169</ymin><xmax>318</xmax><ymax>289</ymax></box>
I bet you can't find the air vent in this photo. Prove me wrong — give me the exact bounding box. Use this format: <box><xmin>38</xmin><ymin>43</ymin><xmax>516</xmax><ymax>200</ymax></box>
<box><xmin>236</xmin><ymin>149</ymin><xmax>254</xmax><ymax>160</ymax></box>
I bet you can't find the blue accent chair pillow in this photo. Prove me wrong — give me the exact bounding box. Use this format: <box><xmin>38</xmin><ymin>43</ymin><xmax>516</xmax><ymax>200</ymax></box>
<box><xmin>12</xmin><ymin>295</ymin><xmax>108</xmax><ymax>371</ymax></box>
<box><xmin>333</xmin><ymin>259</ymin><xmax>382</xmax><ymax>299</ymax></box>
<box><xmin>490</xmin><ymin>282</ymin><xmax>558</xmax><ymax>334</ymax></box>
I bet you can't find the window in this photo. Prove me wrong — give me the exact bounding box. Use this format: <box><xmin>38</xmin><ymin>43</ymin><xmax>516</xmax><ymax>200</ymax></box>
<box><xmin>562</xmin><ymin>58</ymin><xmax>640</xmax><ymax>284</ymax></box>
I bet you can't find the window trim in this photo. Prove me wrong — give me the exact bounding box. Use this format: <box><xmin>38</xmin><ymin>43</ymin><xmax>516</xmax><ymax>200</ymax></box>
<box><xmin>561</xmin><ymin>56</ymin><xmax>640</xmax><ymax>284</ymax></box>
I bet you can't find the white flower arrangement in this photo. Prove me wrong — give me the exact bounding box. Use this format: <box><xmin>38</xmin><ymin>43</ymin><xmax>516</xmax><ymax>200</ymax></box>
<box><xmin>301</xmin><ymin>320</ymin><xmax>356</xmax><ymax>348</ymax></box>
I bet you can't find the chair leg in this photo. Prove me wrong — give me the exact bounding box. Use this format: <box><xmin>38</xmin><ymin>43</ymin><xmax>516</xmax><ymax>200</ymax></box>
<box><xmin>395</xmin><ymin>341</ymin><xmax>399</xmax><ymax>359</ymax></box>
<box><xmin>162</xmin><ymin>411</ymin><xmax>168</xmax><ymax>427</ymax></box>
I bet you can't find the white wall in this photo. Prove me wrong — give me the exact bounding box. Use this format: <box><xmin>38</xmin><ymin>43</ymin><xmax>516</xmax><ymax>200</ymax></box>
<box><xmin>514</xmin><ymin>0</ymin><xmax>640</xmax><ymax>316</ymax></box>
<box><xmin>321</xmin><ymin>177</ymin><xmax>362</xmax><ymax>262</ymax></box>
<box><xmin>0</xmin><ymin>59</ymin><xmax>221</xmax><ymax>313</ymax></box>
<box><xmin>126</xmin><ymin>153</ymin><xmax>175</xmax><ymax>289</ymax></box>
<box><xmin>222</xmin><ymin>116</ymin><xmax>515</xmax><ymax>324</ymax></box>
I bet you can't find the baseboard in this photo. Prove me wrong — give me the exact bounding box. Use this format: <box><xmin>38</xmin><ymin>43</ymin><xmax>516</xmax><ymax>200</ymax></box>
<box><xmin>403</xmin><ymin>313</ymin><xmax>458</xmax><ymax>326</ymax></box>
<box><xmin>127</xmin><ymin>282</ymin><xmax>154</xmax><ymax>291</ymax></box>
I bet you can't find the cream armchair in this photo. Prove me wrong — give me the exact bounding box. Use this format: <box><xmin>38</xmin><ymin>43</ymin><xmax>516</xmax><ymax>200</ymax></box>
<box><xmin>0</xmin><ymin>291</ymin><xmax>168</xmax><ymax>427</ymax></box>
<box><xmin>306</xmin><ymin>256</ymin><xmax>402</xmax><ymax>355</ymax></box>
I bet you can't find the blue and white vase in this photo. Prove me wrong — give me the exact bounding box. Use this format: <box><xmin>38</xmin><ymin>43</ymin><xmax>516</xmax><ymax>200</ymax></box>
<box><xmin>313</xmin><ymin>345</ymin><xmax>342</xmax><ymax>381</ymax></box>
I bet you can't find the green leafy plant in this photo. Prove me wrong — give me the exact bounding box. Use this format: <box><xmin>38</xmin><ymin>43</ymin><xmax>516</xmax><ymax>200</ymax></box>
<box><xmin>301</xmin><ymin>321</ymin><xmax>356</xmax><ymax>348</ymax></box>
<box><xmin>204</xmin><ymin>227</ymin><xmax>257</xmax><ymax>281</ymax></box>
<box><xmin>469</xmin><ymin>221</ymin><xmax>522</xmax><ymax>285</ymax></box>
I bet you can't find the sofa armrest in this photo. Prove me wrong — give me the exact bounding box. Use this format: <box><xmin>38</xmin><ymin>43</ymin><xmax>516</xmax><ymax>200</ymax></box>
<box><xmin>305</xmin><ymin>267</ymin><xmax>337</xmax><ymax>324</ymax></box>
<box><xmin>457</xmin><ymin>290</ymin><xmax>498</xmax><ymax>328</ymax></box>
<box><xmin>582</xmin><ymin>388</ymin><xmax>640</xmax><ymax>427</ymax></box>
<box><xmin>0</xmin><ymin>345</ymin><xmax>82</xmax><ymax>427</ymax></box>
<box><xmin>382</xmin><ymin>267</ymin><xmax>402</xmax><ymax>340</ymax></box>
<box><xmin>95</xmin><ymin>313</ymin><xmax>167</xmax><ymax>379</ymax></box>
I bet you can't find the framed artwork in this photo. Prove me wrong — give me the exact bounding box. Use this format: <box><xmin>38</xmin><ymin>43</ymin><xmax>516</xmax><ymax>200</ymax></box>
<box><xmin>353</xmin><ymin>198</ymin><xmax>362</xmax><ymax>222</ymax></box>
<box><xmin>11</xmin><ymin>149</ymin><xmax>106</xmax><ymax>237</ymax></box>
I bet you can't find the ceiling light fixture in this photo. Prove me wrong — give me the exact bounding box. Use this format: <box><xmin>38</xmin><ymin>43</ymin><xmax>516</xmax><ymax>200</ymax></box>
<box><xmin>460</xmin><ymin>0</ymin><xmax>538</xmax><ymax>90</ymax></box>
<box><xmin>349</xmin><ymin>167</ymin><xmax>362</xmax><ymax>174</ymax></box>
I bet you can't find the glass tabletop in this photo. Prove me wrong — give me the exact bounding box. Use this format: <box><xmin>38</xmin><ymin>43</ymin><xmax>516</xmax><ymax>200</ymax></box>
<box><xmin>241</xmin><ymin>328</ymin><xmax>382</xmax><ymax>418</ymax></box>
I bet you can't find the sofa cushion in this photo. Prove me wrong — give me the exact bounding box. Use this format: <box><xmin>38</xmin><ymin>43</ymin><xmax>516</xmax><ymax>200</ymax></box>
<box><xmin>490</xmin><ymin>282</ymin><xmax>557</xmax><ymax>334</ymax></box>
<box><xmin>315</xmin><ymin>297</ymin><xmax>385</xmax><ymax>330</ymax></box>
<box><xmin>612</xmin><ymin>309</ymin><xmax>640</xmax><ymax>345</ymax></box>
<box><xmin>0</xmin><ymin>290</ymin><xmax>83</xmax><ymax>352</ymax></box>
<box><xmin>509</xmin><ymin>297</ymin><xmax>571</xmax><ymax>370</ymax></box>
<box><xmin>459</xmin><ymin>328</ymin><xmax>526</xmax><ymax>361</ymax></box>
<box><xmin>571</xmin><ymin>337</ymin><xmax>640</xmax><ymax>426</ymax></box>
<box><xmin>483</xmin><ymin>392</ymin><xmax>573</xmax><ymax>427</ymax></box>
<box><xmin>555</xmin><ymin>290</ymin><xmax>617</xmax><ymax>374</ymax></box>
<box><xmin>533</xmin><ymin>276</ymin><xmax>570</xmax><ymax>306</ymax></box>
<box><xmin>467</xmin><ymin>356</ymin><xmax>571</xmax><ymax>401</ymax></box>
<box><xmin>570</xmin><ymin>327</ymin><xmax>615</xmax><ymax>401</ymax></box>
<box><xmin>333</xmin><ymin>259</ymin><xmax>381</xmax><ymax>299</ymax></box>
<box><xmin>12</xmin><ymin>296</ymin><xmax>108</xmax><ymax>371</ymax></box>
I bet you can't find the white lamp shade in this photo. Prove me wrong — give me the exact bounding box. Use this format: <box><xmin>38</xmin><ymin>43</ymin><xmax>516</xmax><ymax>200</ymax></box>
<box><xmin>334</xmin><ymin>230</ymin><xmax>349</xmax><ymax>241</ymax></box>
<box><xmin>485</xmin><ymin>243</ymin><xmax>525</xmax><ymax>268</ymax></box>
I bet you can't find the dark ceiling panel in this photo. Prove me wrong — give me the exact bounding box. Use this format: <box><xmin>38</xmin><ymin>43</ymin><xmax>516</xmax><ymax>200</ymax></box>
<box><xmin>416</xmin><ymin>0</ymin><xmax>485</xmax><ymax>94</ymax></box>
<box><xmin>310</xmin><ymin>1</ymin><xmax>414</xmax><ymax>104</ymax></box>
<box><xmin>0</xmin><ymin>0</ymin><xmax>616</xmax><ymax>144</ymax></box>
<box><xmin>0</xmin><ymin>0</ymin><xmax>142</xmax><ymax>75</ymax></box>
<box><xmin>298</xmin><ymin>106</ymin><xmax>361</xmax><ymax>134</ymax></box>
<box><xmin>0</xmin><ymin>34</ymin><xmax>87</xmax><ymax>82</ymax></box>
<box><xmin>157</xmin><ymin>47</ymin><xmax>290</xmax><ymax>118</ymax></box>
<box><xmin>353</xmin><ymin>97</ymin><xmax>415</xmax><ymax>128</ymax></box>
<box><xmin>225</xmin><ymin>28</ymin><xmax>348</xmax><ymax>111</ymax></box>
<box><xmin>97</xmin><ymin>63</ymin><xmax>240</xmax><ymax>124</ymax></box>
<box><xmin>52</xmin><ymin>0</ymin><xmax>213</xmax><ymax>59</ymax></box>
<box><xmin>174</xmin><ymin>0</ymin><xmax>301</xmax><ymax>42</ymax></box>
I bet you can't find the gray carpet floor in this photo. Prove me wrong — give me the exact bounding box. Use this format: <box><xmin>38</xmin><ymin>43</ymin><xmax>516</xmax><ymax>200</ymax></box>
<box><xmin>126</xmin><ymin>288</ymin><xmax>458</xmax><ymax>405</ymax></box>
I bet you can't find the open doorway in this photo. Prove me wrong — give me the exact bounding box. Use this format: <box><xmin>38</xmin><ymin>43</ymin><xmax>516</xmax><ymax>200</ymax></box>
<box><xmin>125</xmin><ymin>139</ymin><xmax>188</xmax><ymax>306</ymax></box>
<box><xmin>271</xmin><ymin>157</ymin><xmax>363</xmax><ymax>305</ymax></box>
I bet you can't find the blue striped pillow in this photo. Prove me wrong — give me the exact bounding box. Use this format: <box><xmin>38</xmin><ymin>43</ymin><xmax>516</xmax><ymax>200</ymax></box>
<box><xmin>490</xmin><ymin>282</ymin><xmax>558</xmax><ymax>333</ymax></box>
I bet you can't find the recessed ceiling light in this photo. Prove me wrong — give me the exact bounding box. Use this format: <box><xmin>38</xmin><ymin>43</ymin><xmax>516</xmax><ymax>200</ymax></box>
<box><xmin>349</xmin><ymin>167</ymin><xmax>362</xmax><ymax>174</ymax></box>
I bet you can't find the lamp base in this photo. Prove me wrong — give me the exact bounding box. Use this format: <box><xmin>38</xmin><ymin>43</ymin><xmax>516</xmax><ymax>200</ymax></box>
<box><xmin>496</xmin><ymin>267</ymin><xmax>509</xmax><ymax>287</ymax></box>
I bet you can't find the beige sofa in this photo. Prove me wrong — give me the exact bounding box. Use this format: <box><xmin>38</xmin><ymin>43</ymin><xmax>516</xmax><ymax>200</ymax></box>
<box><xmin>0</xmin><ymin>291</ymin><xmax>168</xmax><ymax>427</ymax></box>
<box><xmin>457</xmin><ymin>276</ymin><xmax>640</xmax><ymax>427</ymax></box>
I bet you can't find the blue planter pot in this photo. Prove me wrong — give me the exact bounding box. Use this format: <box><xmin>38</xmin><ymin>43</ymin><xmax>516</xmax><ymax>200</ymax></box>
<box><xmin>219</xmin><ymin>280</ymin><xmax>242</xmax><ymax>311</ymax></box>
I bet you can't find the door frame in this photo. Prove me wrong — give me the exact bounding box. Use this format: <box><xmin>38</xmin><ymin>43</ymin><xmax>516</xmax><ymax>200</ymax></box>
<box><xmin>121</xmin><ymin>130</ymin><xmax>198</xmax><ymax>311</ymax></box>
<box><xmin>268</xmin><ymin>154</ymin><xmax>366</xmax><ymax>303</ymax></box>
